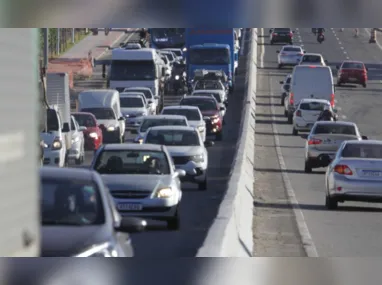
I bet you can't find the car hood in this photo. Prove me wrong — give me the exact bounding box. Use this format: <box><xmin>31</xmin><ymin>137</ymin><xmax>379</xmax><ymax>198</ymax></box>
<box><xmin>97</xmin><ymin>119</ymin><xmax>118</xmax><ymax>128</ymax></box>
<box><xmin>121</xmin><ymin>107</ymin><xmax>146</xmax><ymax>116</ymax></box>
<box><xmin>165</xmin><ymin>146</ymin><xmax>203</xmax><ymax>157</ymax></box>
<box><xmin>41</xmin><ymin>225</ymin><xmax>108</xmax><ymax>257</ymax></box>
<box><xmin>201</xmin><ymin>110</ymin><xmax>219</xmax><ymax>117</ymax></box>
<box><xmin>101</xmin><ymin>174</ymin><xmax>173</xmax><ymax>191</ymax></box>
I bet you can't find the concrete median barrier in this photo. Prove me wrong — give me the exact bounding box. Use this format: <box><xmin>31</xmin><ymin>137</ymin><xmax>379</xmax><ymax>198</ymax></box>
<box><xmin>196</xmin><ymin>29</ymin><xmax>257</xmax><ymax>257</ymax></box>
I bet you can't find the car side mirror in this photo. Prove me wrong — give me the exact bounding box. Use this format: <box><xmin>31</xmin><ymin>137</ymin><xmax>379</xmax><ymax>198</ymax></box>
<box><xmin>118</xmin><ymin>116</ymin><xmax>125</xmax><ymax>121</ymax></box>
<box><xmin>362</xmin><ymin>135</ymin><xmax>368</xmax><ymax>140</ymax></box>
<box><xmin>175</xmin><ymin>169</ymin><xmax>186</xmax><ymax>177</ymax></box>
<box><xmin>116</xmin><ymin>217</ymin><xmax>147</xmax><ymax>233</ymax></box>
<box><xmin>62</xmin><ymin>122</ymin><xmax>70</xmax><ymax>133</ymax></box>
<box><xmin>204</xmin><ymin>141</ymin><xmax>214</xmax><ymax>147</ymax></box>
<box><xmin>78</xmin><ymin>126</ymin><xmax>87</xmax><ymax>131</ymax></box>
<box><xmin>303</xmin><ymin>50</ymin><xmax>306</xmax><ymax>53</ymax></box>
<box><xmin>220</xmin><ymin>106</ymin><xmax>226</xmax><ymax>111</ymax></box>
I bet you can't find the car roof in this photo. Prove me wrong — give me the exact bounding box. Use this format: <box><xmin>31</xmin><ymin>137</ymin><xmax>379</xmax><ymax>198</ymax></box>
<box><xmin>40</xmin><ymin>167</ymin><xmax>94</xmax><ymax>180</ymax></box>
<box><xmin>314</xmin><ymin>121</ymin><xmax>356</xmax><ymax>126</ymax></box>
<box><xmin>124</xmin><ymin>87</ymin><xmax>152</xmax><ymax>91</ymax></box>
<box><xmin>300</xmin><ymin>98</ymin><xmax>330</xmax><ymax>104</ymax></box>
<box><xmin>119</xmin><ymin>93</ymin><xmax>144</xmax><ymax>99</ymax></box>
<box><xmin>342</xmin><ymin>60</ymin><xmax>364</xmax><ymax>64</ymax></box>
<box><xmin>120</xmin><ymin>92</ymin><xmax>145</xmax><ymax>96</ymax></box>
<box><xmin>193</xmin><ymin>89</ymin><xmax>223</xmax><ymax>93</ymax></box>
<box><xmin>147</xmin><ymin>125</ymin><xmax>196</xmax><ymax>131</ymax></box>
<box><xmin>282</xmin><ymin>45</ymin><xmax>302</xmax><ymax>49</ymax></box>
<box><xmin>303</xmin><ymin>53</ymin><xmax>322</xmax><ymax>56</ymax></box>
<box><xmin>344</xmin><ymin>140</ymin><xmax>382</xmax><ymax>145</ymax></box>
<box><xmin>182</xmin><ymin>96</ymin><xmax>216</xmax><ymax>101</ymax></box>
<box><xmin>142</xmin><ymin>115</ymin><xmax>187</xmax><ymax>120</ymax></box>
<box><xmin>103</xmin><ymin>143</ymin><xmax>163</xmax><ymax>151</ymax></box>
<box><xmin>72</xmin><ymin>112</ymin><xmax>95</xmax><ymax>117</ymax></box>
<box><xmin>162</xmin><ymin>105</ymin><xmax>200</xmax><ymax>111</ymax></box>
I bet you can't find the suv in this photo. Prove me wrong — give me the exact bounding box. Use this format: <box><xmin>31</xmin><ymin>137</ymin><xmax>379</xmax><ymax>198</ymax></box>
<box><xmin>270</xmin><ymin>28</ymin><xmax>294</xmax><ymax>45</ymax></box>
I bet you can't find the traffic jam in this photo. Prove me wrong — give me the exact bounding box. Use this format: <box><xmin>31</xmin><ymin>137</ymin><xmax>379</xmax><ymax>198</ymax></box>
<box><xmin>39</xmin><ymin>28</ymin><xmax>243</xmax><ymax>256</ymax></box>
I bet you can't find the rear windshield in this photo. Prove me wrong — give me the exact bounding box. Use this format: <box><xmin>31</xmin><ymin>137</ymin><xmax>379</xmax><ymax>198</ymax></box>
<box><xmin>274</xmin><ymin>28</ymin><xmax>291</xmax><ymax>33</ymax></box>
<box><xmin>283</xmin><ymin>47</ymin><xmax>300</xmax><ymax>52</ymax></box>
<box><xmin>299</xmin><ymin>102</ymin><xmax>329</xmax><ymax>111</ymax></box>
<box><xmin>302</xmin><ymin>55</ymin><xmax>321</xmax><ymax>63</ymax></box>
<box><xmin>341</xmin><ymin>144</ymin><xmax>382</xmax><ymax>159</ymax></box>
<box><xmin>140</xmin><ymin>118</ymin><xmax>187</xmax><ymax>132</ymax></box>
<box><xmin>314</xmin><ymin>124</ymin><xmax>356</xmax><ymax>135</ymax></box>
<box><xmin>342</xmin><ymin>62</ymin><xmax>364</xmax><ymax>69</ymax></box>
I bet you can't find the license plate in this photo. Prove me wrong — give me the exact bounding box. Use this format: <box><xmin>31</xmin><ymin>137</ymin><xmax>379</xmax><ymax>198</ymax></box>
<box><xmin>117</xmin><ymin>203</ymin><xmax>142</xmax><ymax>211</ymax></box>
<box><xmin>361</xmin><ymin>170</ymin><xmax>382</xmax><ymax>177</ymax></box>
<box><xmin>348</xmin><ymin>77</ymin><xmax>357</xmax><ymax>81</ymax></box>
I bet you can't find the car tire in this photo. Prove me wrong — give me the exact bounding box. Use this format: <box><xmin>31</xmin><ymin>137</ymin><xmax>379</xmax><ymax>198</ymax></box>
<box><xmin>363</xmin><ymin>83</ymin><xmax>367</xmax><ymax>88</ymax></box>
<box><xmin>198</xmin><ymin>178</ymin><xmax>207</xmax><ymax>191</ymax></box>
<box><xmin>292</xmin><ymin>128</ymin><xmax>298</xmax><ymax>136</ymax></box>
<box><xmin>325</xmin><ymin>195</ymin><xmax>338</xmax><ymax>210</ymax></box>
<box><xmin>278</xmin><ymin>64</ymin><xmax>282</xmax><ymax>69</ymax></box>
<box><xmin>167</xmin><ymin>210</ymin><xmax>180</xmax><ymax>230</ymax></box>
<box><xmin>287</xmin><ymin>114</ymin><xmax>293</xmax><ymax>124</ymax></box>
<box><xmin>337</xmin><ymin>81</ymin><xmax>342</xmax><ymax>86</ymax></box>
<box><xmin>215</xmin><ymin>131</ymin><xmax>223</xmax><ymax>141</ymax></box>
<box><xmin>284</xmin><ymin>110</ymin><xmax>288</xmax><ymax>117</ymax></box>
<box><xmin>281</xmin><ymin>96</ymin><xmax>285</xmax><ymax>106</ymax></box>
<box><xmin>304</xmin><ymin>160</ymin><xmax>312</xmax><ymax>173</ymax></box>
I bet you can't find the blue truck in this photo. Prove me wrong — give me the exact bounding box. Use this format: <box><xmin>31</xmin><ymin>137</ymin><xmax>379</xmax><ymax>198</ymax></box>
<box><xmin>185</xmin><ymin>29</ymin><xmax>236</xmax><ymax>92</ymax></box>
<box><xmin>148</xmin><ymin>28</ymin><xmax>185</xmax><ymax>50</ymax></box>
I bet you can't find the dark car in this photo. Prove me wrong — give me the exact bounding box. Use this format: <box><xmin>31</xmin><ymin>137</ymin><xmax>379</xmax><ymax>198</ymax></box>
<box><xmin>72</xmin><ymin>112</ymin><xmax>103</xmax><ymax>151</ymax></box>
<box><xmin>180</xmin><ymin>96</ymin><xmax>224</xmax><ymax>141</ymax></box>
<box><xmin>40</xmin><ymin>167</ymin><xmax>146</xmax><ymax>257</ymax></box>
<box><xmin>270</xmin><ymin>28</ymin><xmax>294</xmax><ymax>45</ymax></box>
<box><xmin>337</xmin><ymin>60</ymin><xmax>368</xmax><ymax>87</ymax></box>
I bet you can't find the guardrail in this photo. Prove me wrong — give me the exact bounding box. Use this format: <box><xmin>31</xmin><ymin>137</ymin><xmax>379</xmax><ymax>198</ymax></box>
<box><xmin>196</xmin><ymin>28</ymin><xmax>257</xmax><ymax>257</ymax></box>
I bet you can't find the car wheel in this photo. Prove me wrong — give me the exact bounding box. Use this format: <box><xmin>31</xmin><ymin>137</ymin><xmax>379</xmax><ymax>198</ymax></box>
<box><xmin>198</xmin><ymin>178</ymin><xmax>207</xmax><ymax>191</ymax></box>
<box><xmin>325</xmin><ymin>195</ymin><xmax>338</xmax><ymax>210</ymax></box>
<box><xmin>215</xmin><ymin>131</ymin><xmax>223</xmax><ymax>141</ymax></box>
<box><xmin>337</xmin><ymin>81</ymin><xmax>342</xmax><ymax>86</ymax></box>
<box><xmin>304</xmin><ymin>160</ymin><xmax>312</xmax><ymax>173</ymax></box>
<box><xmin>167</xmin><ymin>210</ymin><xmax>180</xmax><ymax>230</ymax></box>
<box><xmin>281</xmin><ymin>96</ymin><xmax>285</xmax><ymax>106</ymax></box>
<box><xmin>284</xmin><ymin>110</ymin><xmax>288</xmax><ymax>117</ymax></box>
<box><xmin>292</xmin><ymin>128</ymin><xmax>298</xmax><ymax>136</ymax></box>
<box><xmin>363</xmin><ymin>83</ymin><xmax>367</xmax><ymax>88</ymax></box>
<box><xmin>278</xmin><ymin>64</ymin><xmax>282</xmax><ymax>69</ymax></box>
<box><xmin>287</xmin><ymin>114</ymin><xmax>293</xmax><ymax>124</ymax></box>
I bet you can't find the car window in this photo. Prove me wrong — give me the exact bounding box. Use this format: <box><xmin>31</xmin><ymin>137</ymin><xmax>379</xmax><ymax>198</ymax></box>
<box><xmin>299</xmin><ymin>102</ymin><xmax>329</xmax><ymax>111</ymax></box>
<box><xmin>120</xmin><ymin>97</ymin><xmax>145</xmax><ymax>108</ymax></box>
<box><xmin>93</xmin><ymin>150</ymin><xmax>170</xmax><ymax>175</ymax></box>
<box><xmin>342</xmin><ymin>62</ymin><xmax>364</xmax><ymax>69</ymax></box>
<box><xmin>73</xmin><ymin>114</ymin><xmax>96</xmax><ymax>127</ymax></box>
<box><xmin>140</xmin><ymin>118</ymin><xmax>187</xmax><ymax>132</ymax></box>
<box><xmin>302</xmin><ymin>55</ymin><xmax>321</xmax><ymax>62</ymax></box>
<box><xmin>146</xmin><ymin>129</ymin><xmax>200</xmax><ymax>146</ymax></box>
<box><xmin>82</xmin><ymin>108</ymin><xmax>116</xmax><ymax>120</ymax></box>
<box><xmin>314</xmin><ymin>124</ymin><xmax>356</xmax><ymax>135</ymax></box>
<box><xmin>127</xmin><ymin>89</ymin><xmax>153</xmax><ymax>99</ymax></box>
<box><xmin>195</xmin><ymin>81</ymin><xmax>223</xmax><ymax>90</ymax></box>
<box><xmin>41</xmin><ymin>178</ymin><xmax>105</xmax><ymax>226</ymax></box>
<box><xmin>341</xmin><ymin>144</ymin><xmax>382</xmax><ymax>159</ymax></box>
<box><xmin>162</xmin><ymin>109</ymin><xmax>201</xmax><ymax>121</ymax></box>
<box><xmin>283</xmin><ymin>47</ymin><xmax>301</xmax><ymax>52</ymax></box>
<box><xmin>180</xmin><ymin>99</ymin><xmax>217</xmax><ymax>111</ymax></box>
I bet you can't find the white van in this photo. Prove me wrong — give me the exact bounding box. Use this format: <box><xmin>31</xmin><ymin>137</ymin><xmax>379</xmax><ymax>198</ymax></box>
<box><xmin>77</xmin><ymin>89</ymin><xmax>126</xmax><ymax>143</ymax></box>
<box><xmin>286</xmin><ymin>65</ymin><xmax>335</xmax><ymax>123</ymax></box>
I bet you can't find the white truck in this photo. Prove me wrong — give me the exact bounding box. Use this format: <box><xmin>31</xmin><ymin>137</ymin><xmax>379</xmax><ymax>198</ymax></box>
<box><xmin>41</xmin><ymin>73</ymin><xmax>72</xmax><ymax>167</ymax></box>
<box><xmin>0</xmin><ymin>28</ymin><xmax>40</xmax><ymax>256</ymax></box>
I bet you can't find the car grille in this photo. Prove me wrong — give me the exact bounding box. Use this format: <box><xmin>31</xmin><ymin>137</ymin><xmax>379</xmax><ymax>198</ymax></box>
<box><xmin>172</xmin><ymin>156</ymin><xmax>191</xmax><ymax>165</ymax></box>
<box><xmin>110</xmin><ymin>190</ymin><xmax>152</xmax><ymax>199</ymax></box>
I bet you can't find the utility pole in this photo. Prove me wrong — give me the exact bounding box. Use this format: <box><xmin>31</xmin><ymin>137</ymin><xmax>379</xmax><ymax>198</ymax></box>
<box><xmin>43</xmin><ymin>28</ymin><xmax>49</xmax><ymax>69</ymax></box>
<box><xmin>72</xmin><ymin>28</ymin><xmax>75</xmax><ymax>44</ymax></box>
<box><xmin>56</xmin><ymin>28</ymin><xmax>60</xmax><ymax>55</ymax></box>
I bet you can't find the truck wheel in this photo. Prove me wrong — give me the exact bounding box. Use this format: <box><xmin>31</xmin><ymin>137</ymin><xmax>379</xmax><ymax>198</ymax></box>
<box><xmin>287</xmin><ymin>114</ymin><xmax>293</xmax><ymax>124</ymax></box>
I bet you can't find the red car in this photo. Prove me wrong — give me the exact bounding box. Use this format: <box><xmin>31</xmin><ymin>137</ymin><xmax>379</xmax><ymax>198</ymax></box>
<box><xmin>72</xmin><ymin>112</ymin><xmax>103</xmax><ymax>151</ymax></box>
<box><xmin>180</xmin><ymin>96</ymin><xmax>225</xmax><ymax>141</ymax></box>
<box><xmin>337</xmin><ymin>60</ymin><xmax>368</xmax><ymax>87</ymax></box>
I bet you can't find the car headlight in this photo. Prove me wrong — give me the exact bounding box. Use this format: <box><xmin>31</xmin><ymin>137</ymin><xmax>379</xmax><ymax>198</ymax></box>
<box><xmin>155</xmin><ymin>187</ymin><xmax>173</xmax><ymax>198</ymax></box>
<box><xmin>107</xmin><ymin>126</ymin><xmax>116</xmax><ymax>131</ymax></box>
<box><xmin>89</xmin><ymin>132</ymin><xmax>98</xmax><ymax>139</ymax></box>
<box><xmin>175</xmin><ymin>75</ymin><xmax>180</xmax><ymax>80</ymax></box>
<box><xmin>71</xmin><ymin>137</ymin><xmax>79</xmax><ymax>143</ymax></box>
<box><xmin>52</xmin><ymin>140</ymin><xmax>62</xmax><ymax>150</ymax></box>
<box><xmin>75</xmin><ymin>242</ymin><xmax>118</xmax><ymax>257</ymax></box>
<box><xmin>191</xmin><ymin>154</ymin><xmax>204</xmax><ymax>163</ymax></box>
<box><xmin>197</xmin><ymin>126</ymin><xmax>205</xmax><ymax>132</ymax></box>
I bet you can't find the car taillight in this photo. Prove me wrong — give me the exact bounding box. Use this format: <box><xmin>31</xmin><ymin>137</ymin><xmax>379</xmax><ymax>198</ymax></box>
<box><xmin>296</xmin><ymin>110</ymin><xmax>302</xmax><ymax>117</ymax></box>
<box><xmin>330</xmin><ymin>94</ymin><xmax>335</xmax><ymax>107</ymax></box>
<box><xmin>308</xmin><ymin>138</ymin><xmax>322</xmax><ymax>145</ymax></box>
<box><xmin>289</xmin><ymin>93</ymin><xmax>294</xmax><ymax>105</ymax></box>
<box><xmin>334</xmin><ymin>164</ymin><xmax>353</xmax><ymax>175</ymax></box>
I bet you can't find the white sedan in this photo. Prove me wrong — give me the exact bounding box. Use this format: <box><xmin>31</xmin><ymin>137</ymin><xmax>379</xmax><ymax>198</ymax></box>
<box><xmin>298</xmin><ymin>53</ymin><xmax>328</xmax><ymax>66</ymax></box>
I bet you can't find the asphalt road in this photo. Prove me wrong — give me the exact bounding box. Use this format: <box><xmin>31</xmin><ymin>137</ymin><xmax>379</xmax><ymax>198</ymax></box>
<box><xmin>253</xmin><ymin>28</ymin><xmax>382</xmax><ymax>257</ymax></box>
<box><xmin>69</xmin><ymin>30</ymin><xmax>252</xmax><ymax>257</ymax></box>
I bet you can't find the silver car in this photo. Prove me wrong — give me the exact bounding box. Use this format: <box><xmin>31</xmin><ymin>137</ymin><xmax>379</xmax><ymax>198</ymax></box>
<box><xmin>119</xmin><ymin>94</ymin><xmax>148</xmax><ymax>134</ymax></box>
<box><xmin>134</xmin><ymin>115</ymin><xmax>189</xmax><ymax>143</ymax></box>
<box><xmin>191</xmin><ymin>89</ymin><xmax>228</xmax><ymax>117</ymax></box>
<box><xmin>90</xmin><ymin>143</ymin><xmax>185</xmax><ymax>230</ymax></box>
<box><xmin>143</xmin><ymin>125</ymin><xmax>214</xmax><ymax>190</ymax></box>
<box><xmin>323</xmin><ymin>139</ymin><xmax>382</xmax><ymax>211</ymax></box>
<box><xmin>304</xmin><ymin>121</ymin><xmax>365</xmax><ymax>173</ymax></box>
<box><xmin>123</xmin><ymin>87</ymin><xmax>159</xmax><ymax>115</ymax></box>
<box><xmin>161</xmin><ymin>106</ymin><xmax>207</xmax><ymax>142</ymax></box>
<box><xmin>277</xmin><ymin>45</ymin><xmax>305</xmax><ymax>69</ymax></box>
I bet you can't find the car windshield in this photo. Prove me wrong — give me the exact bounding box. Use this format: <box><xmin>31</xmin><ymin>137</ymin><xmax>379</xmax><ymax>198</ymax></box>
<box><xmin>189</xmin><ymin>48</ymin><xmax>230</xmax><ymax>65</ymax></box>
<box><xmin>302</xmin><ymin>55</ymin><xmax>321</xmax><ymax>62</ymax></box>
<box><xmin>194</xmin><ymin>93</ymin><xmax>222</xmax><ymax>103</ymax></box>
<box><xmin>162</xmin><ymin>109</ymin><xmax>201</xmax><ymax>121</ymax></box>
<box><xmin>110</xmin><ymin>60</ymin><xmax>156</xmax><ymax>81</ymax></box>
<box><xmin>342</xmin><ymin>62</ymin><xmax>364</xmax><ymax>69</ymax></box>
<box><xmin>314</xmin><ymin>124</ymin><xmax>356</xmax><ymax>135</ymax></box>
<box><xmin>283</xmin><ymin>47</ymin><xmax>301</xmax><ymax>52</ymax></box>
<box><xmin>146</xmin><ymin>129</ymin><xmax>200</xmax><ymax>146</ymax></box>
<box><xmin>341</xmin><ymin>144</ymin><xmax>382</xmax><ymax>159</ymax></box>
<box><xmin>41</xmin><ymin>178</ymin><xmax>104</xmax><ymax>226</ymax></box>
<box><xmin>120</xmin><ymin>97</ymin><xmax>144</xmax><ymax>108</ymax></box>
<box><xmin>195</xmin><ymin>81</ymin><xmax>223</xmax><ymax>90</ymax></box>
<box><xmin>94</xmin><ymin>150</ymin><xmax>170</xmax><ymax>175</ymax></box>
<box><xmin>73</xmin><ymin>114</ymin><xmax>96</xmax><ymax>127</ymax></box>
<box><xmin>299</xmin><ymin>102</ymin><xmax>329</xmax><ymax>111</ymax></box>
<box><xmin>180</xmin><ymin>99</ymin><xmax>217</xmax><ymax>111</ymax></box>
<box><xmin>125</xmin><ymin>89</ymin><xmax>153</xmax><ymax>99</ymax></box>
<box><xmin>81</xmin><ymin>108</ymin><xmax>116</xmax><ymax>120</ymax></box>
<box><xmin>140</xmin><ymin>119</ymin><xmax>187</xmax><ymax>132</ymax></box>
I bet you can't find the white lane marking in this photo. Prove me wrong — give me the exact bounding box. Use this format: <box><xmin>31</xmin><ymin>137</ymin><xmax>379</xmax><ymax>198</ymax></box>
<box><xmin>364</xmin><ymin>28</ymin><xmax>382</xmax><ymax>51</ymax></box>
<box><xmin>259</xmin><ymin>28</ymin><xmax>265</xmax><ymax>68</ymax></box>
<box><xmin>258</xmin><ymin>32</ymin><xmax>319</xmax><ymax>257</ymax></box>
<box><xmin>338</xmin><ymin>41</ymin><xmax>342</xmax><ymax>45</ymax></box>
<box><xmin>344</xmin><ymin>51</ymin><xmax>347</xmax><ymax>54</ymax></box>
<box><xmin>340</xmin><ymin>46</ymin><xmax>344</xmax><ymax>49</ymax></box>
<box><xmin>341</xmin><ymin>115</ymin><xmax>347</xmax><ymax>119</ymax></box>
<box><xmin>346</xmin><ymin>56</ymin><xmax>350</xmax><ymax>59</ymax></box>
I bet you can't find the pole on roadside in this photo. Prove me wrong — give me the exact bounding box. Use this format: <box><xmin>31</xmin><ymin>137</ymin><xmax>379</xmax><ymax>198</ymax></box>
<box><xmin>72</xmin><ymin>28</ymin><xmax>75</xmax><ymax>44</ymax></box>
<box><xmin>57</xmin><ymin>28</ymin><xmax>60</xmax><ymax>55</ymax></box>
<box><xmin>43</xmin><ymin>28</ymin><xmax>49</xmax><ymax>69</ymax></box>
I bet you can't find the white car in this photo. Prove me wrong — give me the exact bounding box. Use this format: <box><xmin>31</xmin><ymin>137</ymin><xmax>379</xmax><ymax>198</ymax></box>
<box><xmin>161</xmin><ymin>106</ymin><xmax>206</xmax><ymax>142</ymax></box>
<box><xmin>292</xmin><ymin>99</ymin><xmax>336</xmax><ymax>135</ymax></box>
<box><xmin>123</xmin><ymin>87</ymin><xmax>159</xmax><ymax>115</ymax></box>
<box><xmin>143</xmin><ymin>125</ymin><xmax>214</xmax><ymax>190</ymax></box>
<box><xmin>277</xmin><ymin>45</ymin><xmax>305</xmax><ymax>68</ymax></box>
<box><xmin>134</xmin><ymin>115</ymin><xmax>189</xmax><ymax>143</ymax></box>
<box><xmin>298</xmin><ymin>53</ymin><xmax>327</xmax><ymax>66</ymax></box>
<box><xmin>68</xmin><ymin>115</ymin><xmax>86</xmax><ymax>165</ymax></box>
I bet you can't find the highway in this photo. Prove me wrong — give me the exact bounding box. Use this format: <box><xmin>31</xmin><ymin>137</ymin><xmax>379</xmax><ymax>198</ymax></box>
<box><xmin>69</xmin><ymin>30</ymin><xmax>252</xmax><ymax>257</ymax></box>
<box><xmin>253</xmin><ymin>28</ymin><xmax>382</xmax><ymax>257</ymax></box>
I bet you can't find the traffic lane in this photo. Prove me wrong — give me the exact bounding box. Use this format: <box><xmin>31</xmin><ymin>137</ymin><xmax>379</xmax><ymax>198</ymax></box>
<box><xmin>262</xmin><ymin>58</ymin><xmax>382</xmax><ymax>256</ymax></box>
